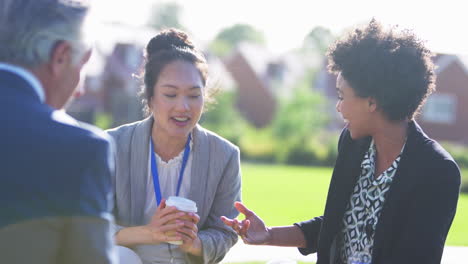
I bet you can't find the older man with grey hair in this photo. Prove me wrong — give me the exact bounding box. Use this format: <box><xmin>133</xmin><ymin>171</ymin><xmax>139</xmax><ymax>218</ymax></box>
<box><xmin>0</xmin><ymin>0</ymin><xmax>116</xmax><ymax>263</ymax></box>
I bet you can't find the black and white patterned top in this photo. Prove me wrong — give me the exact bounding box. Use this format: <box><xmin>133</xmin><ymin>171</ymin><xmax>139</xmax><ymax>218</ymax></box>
<box><xmin>339</xmin><ymin>140</ymin><xmax>404</xmax><ymax>264</ymax></box>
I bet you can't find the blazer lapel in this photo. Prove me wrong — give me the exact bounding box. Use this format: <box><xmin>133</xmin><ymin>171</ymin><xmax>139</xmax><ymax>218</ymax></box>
<box><xmin>129</xmin><ymin>117</ymin><xmax>153</xmax><ymax>225</ymax></box>
<box><xmin>331</xmin><ymin>136</ymin><xmax>370</xmax><ymax>228</ymax></box>
<box><xmin>372</xmin><ymin>121</ymin><xmax>422</xmax><ymax>258</ymax></box>
<box><xmin>187</xmin><ymin>125</ymin><xmax>210</xmax><ymax>223</ymax></box>
<box><xmin>318</xmin><ymin>133</ymin><xmax>370</xmax><ymax>261</ymax></box>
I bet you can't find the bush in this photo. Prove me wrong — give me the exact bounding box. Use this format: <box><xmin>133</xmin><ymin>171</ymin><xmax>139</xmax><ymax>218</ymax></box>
<box><xmin>238</xmin><ymin>127</ymin><xmax>276</xmax><ymax>163</ymax></box>
<box><xmin>284</xmin><ymin>143</ymin><xmax>323</xmax><ymax>165</ymax></box>
<box><xmin>200</xmin><ymin>74</ymin><xmax>340</xmax><ymax>167</ymax></box>
<box><xmin>440</xmin><ymin>142</ymin><xmax>468</xmax><ymax>194</ymax></box>
<box><xmin>279</xmin><ymin>133</ymin><xmax>339</xmax><ymax>166</ymax></box>
<box><xmin>461</xmin><ymin>183</ymin><xmax>468</xmax><ymax>194</ymax></box>
<box><xmin>94</xmin><ymin>112</ymin><xmax>113</xmax><ymax>130</ymax></box>
<box><xmin>200</xmin><ymin>91</ymin><xmax>248</xmax><ymax>146</ymax></box>
<box><xmin>440</xmin><ymin>142</ymin><xmax>468</xmax><ymax>169</ymax></box>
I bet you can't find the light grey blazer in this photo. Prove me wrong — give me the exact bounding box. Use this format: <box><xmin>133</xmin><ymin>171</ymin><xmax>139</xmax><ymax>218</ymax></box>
<box><xmin>106</xmin><ymin>117</ymin><xmax>241</xmax><ymax>264</ymax></box>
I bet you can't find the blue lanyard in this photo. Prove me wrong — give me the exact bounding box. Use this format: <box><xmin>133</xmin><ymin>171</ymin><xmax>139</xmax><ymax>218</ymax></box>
<box><xmin>150</xmin><ymin>134</ymin><xmax>191</xmax><ymax>206</ymax></box>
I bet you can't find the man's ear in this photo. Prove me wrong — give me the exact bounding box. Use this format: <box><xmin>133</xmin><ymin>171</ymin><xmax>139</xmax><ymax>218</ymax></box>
<box><xmin>49</xmin><ymin>41</ymin><xmax>72</xmax><ymax>77</ymax></box>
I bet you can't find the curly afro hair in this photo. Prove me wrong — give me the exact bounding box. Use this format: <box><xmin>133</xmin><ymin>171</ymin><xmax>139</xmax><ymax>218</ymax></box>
<box><xmin>327</xmin><ymin>19</ymin><xmax>436</xmax><ymax>121</ymax></box>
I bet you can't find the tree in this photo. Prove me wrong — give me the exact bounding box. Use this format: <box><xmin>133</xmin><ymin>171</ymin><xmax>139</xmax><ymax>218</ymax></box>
<box><xmin>302</xmin><ymin>26</ymin><xmax>335</xmax><ymax>55</ymax></box>
<box><xmin>270</xmin><ymin>74</ymin><xmax>332</xmax><ymax>165</ymax></box>
<box><xmin>210</xmin><ymin>24</ymin><xmax>265</xmax><ymax>57</ymax></box>
<box><xmin>147</xmin><ymin>2</ymin><xmax>184</xmax><ymax>30</ymax></box>
<box><xmin>199</xmin><ymin>91</ymin><xmax>247</xmax><ymax>145</ymax></box>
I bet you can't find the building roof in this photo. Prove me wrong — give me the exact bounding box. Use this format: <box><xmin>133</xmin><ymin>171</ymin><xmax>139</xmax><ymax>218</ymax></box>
<box><xmin>434</xmin><ymin>53</ymin><xmax>468</xmax><ymax>75</ymax></box>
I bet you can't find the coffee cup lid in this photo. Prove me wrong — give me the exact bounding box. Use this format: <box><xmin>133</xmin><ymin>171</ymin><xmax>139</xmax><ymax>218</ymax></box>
<box><xmin>166</xmin><ymin>196</ymin><xmax>197</xmax><ymax>212</ymax></box>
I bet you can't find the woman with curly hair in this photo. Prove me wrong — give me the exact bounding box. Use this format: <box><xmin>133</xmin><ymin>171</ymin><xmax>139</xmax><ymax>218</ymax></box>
<box><xmin>222</xmin><ymin>19</ymin><xmax>460</xmax><ymax>264</ymax></box>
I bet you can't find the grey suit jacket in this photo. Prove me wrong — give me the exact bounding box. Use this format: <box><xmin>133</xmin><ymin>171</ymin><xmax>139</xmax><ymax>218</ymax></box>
<box><xmin>107</xmin><ymin>117</ymin><xmax>241</xmax><ymax>264</ymax></box>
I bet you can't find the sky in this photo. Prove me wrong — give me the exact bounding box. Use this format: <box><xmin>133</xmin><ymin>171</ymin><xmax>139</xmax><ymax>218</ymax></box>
<box><xmin>91</xmin><ymin>0</ymin><xmax>468</xmax><ymax>55</ymax></box>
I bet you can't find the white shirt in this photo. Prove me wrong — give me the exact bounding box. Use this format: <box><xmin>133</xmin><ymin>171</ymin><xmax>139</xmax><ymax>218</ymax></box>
<box><xmin>135</xmin><ymin>141</ymin><xmax>194</xmax><ymax>264</ymax></box>
<box><xmin>143</xmin><ymin>141</ymin><xmax>193</xmax><ymax>223</ymax></box>
<box><xmin>0</xmin><ymin>62</ymin><xmax>45</xmax><ymax>102</ymax></box>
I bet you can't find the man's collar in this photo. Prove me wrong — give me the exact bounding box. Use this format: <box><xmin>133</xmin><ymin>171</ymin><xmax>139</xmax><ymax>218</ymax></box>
<box><xmin>0</xmin><ymin>62</ymin><xmax>45</xmax><ymax>103</ymax></box>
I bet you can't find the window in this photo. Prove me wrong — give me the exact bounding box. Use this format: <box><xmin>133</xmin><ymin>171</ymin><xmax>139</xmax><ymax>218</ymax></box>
<box><xmin>422</xmin><ymin>94</ymin><xmax>457</xmax><ymax>124</ymax></box>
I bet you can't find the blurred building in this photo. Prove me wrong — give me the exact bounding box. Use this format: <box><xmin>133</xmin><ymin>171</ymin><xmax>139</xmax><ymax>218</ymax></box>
<box><xmin>101</xmin><ymin>43</ymin><xmax>144</xmax><ymax>127</ymax></box>
<box><xmin>223</xmin><ymin>43</ymin><xmax>277</xmax><ymax>128</ymax></box>
<box><xmin>67</xmin><ymin>23</ymin><xmax>155</xmax><ymax>127</ymax></box>
<box><xmin>418</xmin><ymin>54</ymin><xmax>468</xmax><ymax>144</ymax></box>
<box><xmin>221</xmin><ymin>43</ymin><xmax>319</xmax><ymax>128</ymax></box>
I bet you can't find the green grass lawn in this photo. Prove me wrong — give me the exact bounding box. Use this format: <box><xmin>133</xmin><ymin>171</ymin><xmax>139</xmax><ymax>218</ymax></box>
<box><xmin>240</xmin><ymin>163</ymin><xmax>468</xmax><ymax>246</ymax></box>
<box><xmin>448</xmin><ymin>169</ymin><xmax>468</xmax><ymax>245</ymax></box>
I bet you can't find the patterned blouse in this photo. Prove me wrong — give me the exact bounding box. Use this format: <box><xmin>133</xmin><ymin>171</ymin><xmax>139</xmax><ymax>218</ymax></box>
<box><xmin>339</xmin><ymin>140</ymin><xmax>404</xmax><ymax>264</ymax></box>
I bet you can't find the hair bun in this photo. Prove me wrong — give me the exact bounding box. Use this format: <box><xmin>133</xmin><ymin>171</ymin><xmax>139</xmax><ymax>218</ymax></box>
<box><xmin>146</xmin><ymin>28</ymin><xmax>195</xmax><ymax>56</ymax></box>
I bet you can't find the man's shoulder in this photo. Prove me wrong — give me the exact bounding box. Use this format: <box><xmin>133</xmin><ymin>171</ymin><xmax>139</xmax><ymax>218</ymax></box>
<box><xmin>39</xmin><ymin>112</ymin><xmax>113</xmax><ymax>162</ymax></box>
<box><xmin>77</xmin><ymin>121</ymin><xmax>113</xmax><ymax>145</ymax></box>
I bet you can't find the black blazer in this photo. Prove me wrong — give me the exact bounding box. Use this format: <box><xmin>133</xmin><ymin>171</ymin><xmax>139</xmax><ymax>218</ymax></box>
<box><xmin>296</xmin><ymin>121</ymin><xmax>461</xmax><ymax>264</ymax></box>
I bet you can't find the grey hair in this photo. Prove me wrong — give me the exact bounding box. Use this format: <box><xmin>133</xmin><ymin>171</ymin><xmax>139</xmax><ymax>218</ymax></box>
<box><xmin>0</xmin><ymin>0</ymin><xmax>91</xmax><ymax>68</ymax></box>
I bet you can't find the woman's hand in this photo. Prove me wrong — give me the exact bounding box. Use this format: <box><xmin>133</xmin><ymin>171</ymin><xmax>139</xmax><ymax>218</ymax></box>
<box><xmin>145</xmin><ymin>199</ymin><xmax>186</xmax><ymax>244</ymax></box>
<box><xmin>115</xmin><ymin>199</ymin><xmax>185</xmax><ymax>246</ymax></box>
<box><xmin>221</xmin><ymin>202</ymin><xmax>271</xmax><ymax>245</ymax></box>
<box><xmin>177</xmin><ymin>212</ymin><xmax>202</xmax><ymax>256</ymax></box>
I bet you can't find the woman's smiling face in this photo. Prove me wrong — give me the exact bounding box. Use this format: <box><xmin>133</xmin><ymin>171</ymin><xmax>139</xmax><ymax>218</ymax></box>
<box><xmin>335</xmin><ymin>73</ymin><xmax>374</xmax><ymax>139</ymax></box>
<box><xmin>150</xmin><ymin>59</ymin><xmax>204</xmax><ymax>139</ymax></box>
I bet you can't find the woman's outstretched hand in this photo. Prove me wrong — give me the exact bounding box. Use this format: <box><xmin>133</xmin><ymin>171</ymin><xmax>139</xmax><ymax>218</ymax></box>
<box><xmin>221</xmin><ymin>202</ymin><xmax>271</xmax><ymax>245</ymax></box>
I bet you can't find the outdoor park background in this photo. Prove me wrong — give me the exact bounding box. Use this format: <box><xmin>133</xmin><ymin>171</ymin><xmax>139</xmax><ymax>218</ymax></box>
<box><xmin>68</xmin><ymin>0</ymin><xmax>468</xmax><ymax>260</ymax></box>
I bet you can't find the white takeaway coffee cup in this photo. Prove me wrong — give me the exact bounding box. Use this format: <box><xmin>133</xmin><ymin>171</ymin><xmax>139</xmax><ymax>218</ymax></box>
<box><xmin>165</xmin><ymin>196</ymin><xmax>198</xmax><ymax>245</ymax></box>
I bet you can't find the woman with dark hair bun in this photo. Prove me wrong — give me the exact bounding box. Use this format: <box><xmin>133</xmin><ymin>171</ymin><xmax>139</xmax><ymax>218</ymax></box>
<box><xmin>223</xmin><ymin>20</ymin><xmax>460</xmax><ymax>264</ymax></box>
<box><xmin>107</xmin><ymin>28</ymin><xmax>241</xmax><ymax>264</ymax></box>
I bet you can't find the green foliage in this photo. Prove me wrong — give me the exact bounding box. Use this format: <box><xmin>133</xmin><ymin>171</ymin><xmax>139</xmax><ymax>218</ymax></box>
<box><xmin>272</xmin><ymin>89</ymin><xmax>326</xmax><ymax>139</ymax></box>
<box><xmin>440</xmin><ymin>142</ymin><xmax>468</xmax><ymax>193</ymax></box>
<box><xmin>209</xmin><ymin>24</ymin><xmax>266</xmax><ymax>57</ymax></box>
<box><xmin>147</xmin><ymin>2</ymin><xmax>184</xmax><ymax>30</ymax></box>
<box><xmin>215</xmin><ymin>24</ymin><xmax>266</xmax><ymax>46</ymax></box>
<box><xmin>94</xmin><ymin>112</ymin><xmax>113</xmax><ymax>130</ymax></box>
<box><xmin>204</xmin><ymin>25</ymin><xmax>339</xmax><ymax>167</ymax></box>
<box><xmin>280</xmin><ymin>134</ymin><xmax>339</xmax><ymax>166</ymax></box>
<box><xmin>209</xmin><ymin>40</ymin><xmax>233</xmax><ymax>58</ymax></box>
<box><xmin>200</xmin><ymin>91</ymin><xmax>248</xmax><ymax>146</ymax></box>
<box><xmin>200</xmin><ymin>78</ymin><xmax>337</xmax><ymax>167</ymax></box>
<box><xmin>238</xmin><ymin>127</ymin><xmax>276</xmax><ymax>163</ymax></box>
<box><xmin>228</xmin><ymin>86</ymin><xmax>337</xmax><ymax>166</ymax></box>
<box><xmin>303</xmin><ymin>26</ymin><xmax>335</xmax><ymax>55</ymax></box>
<box><xmin>268</xmin><ymin>82</ymin><xmax>333</xmax><ymax>165</ymax></box>
<box><xmin>441</xmin><ymin>142</ymin><xmax>468</xmax><ymax>168</ymax></box>
<box><xmin>461</xmin><ymin>169</ymin><xmax>468</xmax><ymax>194</ymax></box>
